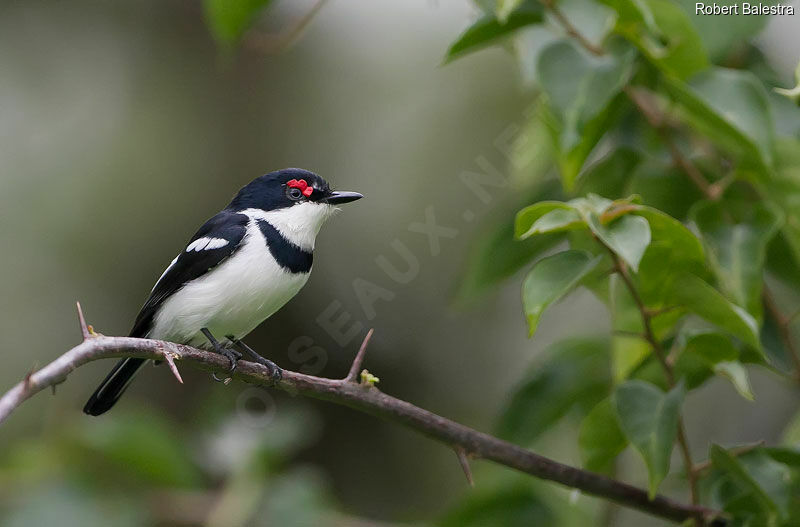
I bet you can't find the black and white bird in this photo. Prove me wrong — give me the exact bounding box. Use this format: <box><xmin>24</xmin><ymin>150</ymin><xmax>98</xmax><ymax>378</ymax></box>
<box><xmin>83</xmin><ymin>168</ymin><xmax>362</xmax><ymax>416</ymax></box>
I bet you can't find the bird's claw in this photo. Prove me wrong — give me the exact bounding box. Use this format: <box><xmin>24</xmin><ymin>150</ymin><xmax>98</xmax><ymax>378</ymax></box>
<box><xmin>267</xmin><ymin>362</ymin><xmax>283</xmax><ymax>383</ymax></box>
<box><xmin>248</xmin><ymin>355</ymin><xmax>282</xmax><ymax>383</ymax></box>
<box><xmin>212</xmin><ymin>347</ymin><xmax>241</xmax><ymax>383</ymax></box>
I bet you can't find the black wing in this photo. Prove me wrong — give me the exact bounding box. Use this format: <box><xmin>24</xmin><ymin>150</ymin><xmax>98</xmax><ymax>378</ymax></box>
<box><xmin>129</xmin><ymin>211</ymin><xmax>249</xmax><ymax>338</ymax></box>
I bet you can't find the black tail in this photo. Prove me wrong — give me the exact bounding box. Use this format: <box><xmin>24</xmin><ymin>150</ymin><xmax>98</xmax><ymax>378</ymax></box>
<box><xmin>83</xmin><ymin>358</ymin><xmax>146</xmax><ymax>416</ymax></box>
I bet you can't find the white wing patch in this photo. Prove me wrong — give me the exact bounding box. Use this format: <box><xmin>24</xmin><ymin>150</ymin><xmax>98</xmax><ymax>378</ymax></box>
<box><xmin>186</xmin><ymin>237</ymin><xmax>229</xmax><ymax>252</ymax></box>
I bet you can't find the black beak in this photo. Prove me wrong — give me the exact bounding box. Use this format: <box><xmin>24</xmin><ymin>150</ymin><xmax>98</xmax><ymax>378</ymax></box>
<box><xmin>324</xmin><ymin>190</ymin><xmax>363</xmax><ymax>204</ymax></box>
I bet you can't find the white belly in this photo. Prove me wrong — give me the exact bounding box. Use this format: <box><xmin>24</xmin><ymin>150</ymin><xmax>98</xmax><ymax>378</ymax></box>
<box><xmin>148</xmin><ymin>224</ymin><xmax>310</xmax><ymax>348</ymax></box>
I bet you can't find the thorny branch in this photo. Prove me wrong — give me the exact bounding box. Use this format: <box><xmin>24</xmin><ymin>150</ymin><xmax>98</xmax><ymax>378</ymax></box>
<box><xmin>0</xmin><ymin>304</ymin><xmax>725</xmax><ymax>526</ymax></box>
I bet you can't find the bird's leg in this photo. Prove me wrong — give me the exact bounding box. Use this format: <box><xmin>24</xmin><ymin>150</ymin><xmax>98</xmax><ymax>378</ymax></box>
<box><xmin>201</xmin><ymin>328</ymin><xmax>241</xmax><ymax>382</ymax></box>
<box><xmin>229</xmin><ymin>337</ymin><xmax>282</xmax><ymax>383</ymax></box>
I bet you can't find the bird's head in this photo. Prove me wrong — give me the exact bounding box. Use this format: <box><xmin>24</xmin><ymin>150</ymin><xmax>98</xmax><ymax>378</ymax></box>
<box><xmin>227</xmin><ymin>168</ymin><xmax>362</xmax><ymax>249</ymax></box>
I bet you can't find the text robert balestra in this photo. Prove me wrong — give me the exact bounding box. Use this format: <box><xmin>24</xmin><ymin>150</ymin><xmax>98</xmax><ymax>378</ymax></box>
<box><xmin>695</xmin><ymin>2</ymin><xmax>795</xmax><ymax>15</ymax></box>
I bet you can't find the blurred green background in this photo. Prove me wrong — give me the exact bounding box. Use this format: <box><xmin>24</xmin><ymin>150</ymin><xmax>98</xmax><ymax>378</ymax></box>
<box><xmin>0</xmin><ymin>1</ymin><xmax>798</xmax><ymax>526</ymax></box>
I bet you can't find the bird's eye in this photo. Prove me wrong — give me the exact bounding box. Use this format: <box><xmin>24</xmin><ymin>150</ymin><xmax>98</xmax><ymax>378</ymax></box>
<box><xmin>287</xmin><ymin>187</ymin><xmax>304</xmax><ymax>200</ymax></box>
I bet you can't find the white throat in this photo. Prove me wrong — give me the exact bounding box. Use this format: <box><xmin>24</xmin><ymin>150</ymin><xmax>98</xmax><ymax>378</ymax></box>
<box><xmin>242</xmin><ymin>203</ymin><xmax>337</xmax><ymax>251</ymax></box>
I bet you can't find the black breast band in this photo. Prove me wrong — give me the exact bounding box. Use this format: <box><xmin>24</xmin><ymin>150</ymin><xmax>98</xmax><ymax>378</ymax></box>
<box><xmin>256</xmin><ymin>219</ymin><xmax>313</xmax><ymax>273</ymax></box>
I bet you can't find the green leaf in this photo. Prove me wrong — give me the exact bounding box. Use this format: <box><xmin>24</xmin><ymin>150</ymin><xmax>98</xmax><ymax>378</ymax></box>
<box><xmin>579</xmin><ymin>398</ymin><xmax>628</xmax><ymax>474</ymax></box>
<box><xmin>537</xmin><ymin>39</ymin><xmax>634</xmax><ymax>189</ymax></box>
<box><xmin>782</xmin><ymin>408</ymin><xmax>800</xmax><ymax>446</ymax></box>
<box><xmin>637</xmin><ymin>0</ymin><xmax>709</xmax><ymax>79</ymax></box>
<box><xmin>691</xmin><ymin>200</ymin><xmax>783</xmax><ymax>320</ymax></box>
<box><xmin>444</xmin><ymin>1</ymin><xmax>544</xmax><ymax>63</ymax></box>
<box><xmin>634</xmin><ymin>206</ymin><xmax>705</xmax><ymax>265</ymax></box>
<box><xmin>254</xmin><ymin>468</ymin><xmax>336</xmax><ymax>526</ymax></box>
<box><xmin>458</xmin><ymin>218</ymin><xmax>565</xmax><ymax>304</ymax></box>
<box><xmin>673</xmin><ymin>338</ymin><xmax>720</xmax><ymax>389</ymax></box>
<box><xmin>458</xmin><ymin>181</ymin><xmax>566</xmax><ymax>303</ymax></box>
<box><xmin>612</xmin><ymin>335</ymin><xmax>651</xmax><ymax>383</ymax></box>
<box><xmin>525</xmin><ymin>208</ymin><xmax>584</xmax><ymax>237</ymax></box>
<box><xmin>558</xmin><ymin>0</ymin><xmax>618</xmax><ymax>49</ymax></box>
<box><xmin>609</xmin><ymin>0</ymin><xmax>708</xmax><ymax>79</ymax></box>
<box><xmin>762</xmin><ymin>446</ymin><xmax>800</xmax><ymax>473</ymax></box>
<box><xmin>760</xmin><ymin>308</ymin><xmax>797</xmax><ymax>373</ymax></box>
<box><xmin>673</xmin><ymin>0</ymin><xmax>769</xmax><ymax>63</ymax></box>
<box><xmin>774</xmin><ymin>61</ymin><xmax>800</xmax><ymax>105</ymax></box>
<box><xmin>765</xmin><ymin>138</ymin><xmax>800</xmax><ymax>293</ymax></box>
<box><xmin>78</xmin><ymin>411</ymin><xmax>202</xmax><ymax>487</ymax></box>
<box><xmin>588</xmin><ymin>213</ymin><xmax>651</xmax><ymax>272</ymax></box>
<box><xmin>673</xmin><ymin>332</ymin><xmax>754</xmax><ymax>398</ymax></box>
<box><xmin>682</xmin><ymin>332</ymin><xmax>742</xmax><ymax>367</ymax></box>
<box><xmin>767</xmin><ymin>230</ymin><xmax>800</xmax><ymax>295</ymax></box>
<box><xmin>770</xmin><ymin>87</ymin><xmax>800</xmax><ymax>138</ymax></box>
<box><xmin>440</xmin><ymin>484</ymin><xmax>555</xmax><ymax>527</ymax></box>
<box><xmin>522</xmin><ymin>250</ymin><xmax>602</xmax><ymax>336</ymax></box>
<box><xmin>666</xmin><ymin>68</ymin><xmax>774</xmax><ymax>170</ymax></box>
<box><xmin>3</xmin><ymin>485</ymin><xmax>143</xmax><ymax>527</ymax></box>
<box><xmin>710</xmin><ymin>445</ymin><xmax>791</xmax><ymax>519</ymax></box>
<box><xmin>714</xmin><ymin>361</ymin><xmax>754</xmax><ymax>401</ymax></box>
<box><xmin>600</xmin><ymin>0</ymin><xmax>660</xmax><ymax>35</ymax></box>
<box><xmin>569</xmin><ymin>193</ymin><xmax>615</xmax><ymax>217</ymax></box>
<box><xmin>508</xmin><ymin>101</ymin><xmax>557</xmax><ymax>187</ymax></box>
<box><xmin>631</xmin><ymin>208</ymin><xmax>705</xmax><ymax>310</ymax></box>
<box><xmin>204</xmin><ymin>0</ymin><xmax>274</xmax><ymax>45</ymax></box>
<box><xmin>774</xmin><ymin>83</ymin><xmax>800</xmax><ymax>107</ymax></box>
<box><xmin>576</xmin><ymin>148</ymin><xmax>642</xmax><ymax>198</ymax></box>
<box><xmin>496</xmin><ymin>0</ymin><xmax>524</xmax><ymax>22</ymax></box>
<box><xmin>515</xmin><ymin>201</ymin><xmax>583</xmax><ymax>239</ymax></box>
<box><xmin>498</xmin><ymin>338</ymin><xmax>610</xmax><ymax>444</ymax></box>
<box><xmin>627</xmin><ymin>160</ymin><xmax>706</xmax><ymax>219</ymax></box>
<box><xmin>668</xmin><ymin>274</ymin><xmax>761</xmax><ymax>352</ymax></box>
<box><xmin>613</xmin><ymin>380</ymin><xmax>685</xmax><ymax>498</ymax></box>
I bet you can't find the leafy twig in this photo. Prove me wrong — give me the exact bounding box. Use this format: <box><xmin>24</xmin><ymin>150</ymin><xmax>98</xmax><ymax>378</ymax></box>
<box><xmin>542</xmin><ymin>0</ymin><xmax>799</xmax><ymax>502</ymax></box>
<box><xmin>539</xmin><ymin>0</ymin><xmax>604</xmax><ymax>56</ymax></box>
<box><xmin>623</xmin><ymin>87</ymin><xmax>719</xmax><ymax>200</ymax></box>
<box><xmin>608</xmin><ymin>252</ymin><xmax>700</xmax><ymax>509</ymax></box>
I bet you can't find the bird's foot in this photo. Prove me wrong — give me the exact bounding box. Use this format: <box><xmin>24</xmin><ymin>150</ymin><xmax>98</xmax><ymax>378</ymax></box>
<box><xmin>261</xmin><ymin>359</ymin><xmax>283</xmax><ymax>383</ymax></box>
<box><xmin>229</xmin><ymin>337</ymin><xmax>282</xmax><ymax>384</ymax></box>
<box><xmin>201</xmin><ymin>328</ymin><xmax>242</xmax><ymax>383</ymax></box>
<box><xmin>212</xmin><ymin>346</ymin><xmax>242</xmax><ymax>382</ymax></box>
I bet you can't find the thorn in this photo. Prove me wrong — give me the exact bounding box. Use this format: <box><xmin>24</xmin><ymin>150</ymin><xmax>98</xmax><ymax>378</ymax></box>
<box><xmin>345</xmin><ymin>328</ymin><xmax>374</xmax><ymax>383</ymax></box>
<box><xmin>76</xmin><ymin>301</ymin><xmax>91</xmax><ymax>340</ymax></box>
<box><xmin>50</xmin><ymin>379</ymin><xmax>65</xmax><ymax>395</ymax></box>
<box><xmin>454</xmin><ymin>447</ymin><xmax>474</xmax><ymax>487</ymax></box>
<box><xmin>160</xmin><ymin>348</ymin><xmax>184</xmax><ymax>384</ymax></box>
<box><xmin>23</xmin><ymin>368</ymin><xmax>35</xmax><ymax>392</ymax></box>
